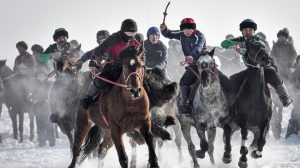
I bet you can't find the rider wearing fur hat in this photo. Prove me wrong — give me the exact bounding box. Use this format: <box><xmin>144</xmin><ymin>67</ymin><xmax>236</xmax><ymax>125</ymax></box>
<box><xmin>221</xmin><ymin>19</ymin><xmax>293</xmax><ymax>107</ymax></box>
<box><xmin>80</xmin><ymin>19</ymin><xmax>144</xmax><ymax>109</ymax></box>
<box><xmin>76</xmin><ymin>30</ymin><xmax>110</xmax><ymax>66</ymax></box>
<box><xmin>271</xmin><ymin>28</ymin><xmax>297</xmax><ymax>81</ymax></box>
<box><xmin>160</xmin><ymin>18</ymin><xmax>230</xmax><ymax>114</ymax></box>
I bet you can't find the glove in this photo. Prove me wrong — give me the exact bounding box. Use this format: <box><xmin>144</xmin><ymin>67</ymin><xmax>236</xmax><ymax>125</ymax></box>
<box><xmin>185</xmin><ymin>56</ymin><xmax>194</xmax><ymax>64</ymax></box>
<box><xmin>75</xmin><ymin>60</ymin><xmax>83</xmax><ymax>69</ymax></box>
<box><xmin>88</xmin><ymin>59</ymin><xmax>99</xmax><ymax>68</ymax></box>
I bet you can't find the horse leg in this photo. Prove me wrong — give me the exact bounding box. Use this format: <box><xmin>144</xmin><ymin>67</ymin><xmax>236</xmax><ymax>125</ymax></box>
<box><xmin>207</xmin><ymin>128</ymin><xmax>216</xmax><ymax>165</ymax></box>
<box><xmin>68</xmin><ymin>109</ymin><xmax>91</xmax><ymax>168</ymax></box>
<box><xmin>195</xmin><ymin>123</ymin><xmax>208</xmax><ymax>159</ymax></box>
<box><xmin>157</xmin><ymin>138</ymin><xmax>163</xmax><ymax>160</ymax></box>
<box><xmin>111</xmin><ymin>126</ymin><xmax>128</xmax><ymax>168</ymax></box>
<box><xmin>9</xmin><ymin>109</ymin><xmax>18</xmax><ymax>140</ymax></box>
<box><xmin>129</xmin><ymin>137</ymin><xmax>138</xmax><ymax>168</ymax></box>
<box><xmin>19</xmin><ymin>111</ymin><xmax>24</xmax><ymax>143</ymax></box>
<box><xmin>55</xmin><ymin>124</ymin><xmax>60</xmax><ymax>139</ymax></box>
<box><xmin>251</xmin><ymin>120</ymin><xmax>270</xmax><ymax>159</ymax></box>
<box><xmin>238</xmin><ymin>126</ymin><xmax>249</xmax><ymax>168</ymax></box>
<box><xmin>140</xmin><ymin>121</ymin><xmax>159</xmax><ymax>168</ymax></box>
<box><xmin>223</xmin><ymin>123</ymin><xmax>233</xmax><ymax>164</ymax></box>
<box><xmin>249</xmin><ymin>128</ymin><xmax>259</xmax><ymax>150</ymax></box>
<box><xmin>29</xmin><ymin>112</ymin><xmax>35</xmax><ymax>142</ymax></box>
<box><xmin>98</xmin><ymin>130</ymin><xmax>113</xmax><ymax>168</ymax></box>
<box><xmin>181</xmin><ymin>122</ymin><xmax>199</xmax><ymax>168</ymax></box>
<box><xmin>173</xmin><ymin>119</ymin><xmax>183</xmax><ymax>161</ymax></box>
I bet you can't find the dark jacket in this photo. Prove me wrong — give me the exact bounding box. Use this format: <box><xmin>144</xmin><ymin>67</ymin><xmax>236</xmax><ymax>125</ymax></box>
<box><xmin>93</xmin><ymin>31</ymin><xmax>144</xmax><ymax>62</ymax></box>
<box><xmin>271</xmin><ymin>41</ymin><xmax>297</xmax><ymax>67</ymax></box>
<box><xmin>13</xmin><ymin>52</ymin><xmax>36</xmax><ymax>72</ymax></box>
<box><xmin>144</xmin><ymin>39</ymin><xmax>167</xmax><ymax>69</ymax></box>
<box><xmin>161</xmin><ymin>28</ymin><xmax>206</xmax><ymax>60</ymax></box>
<box><xmin>44</xmin><ymin>43</ymin><xmax>71</xmax><ymax>55</ymax></box>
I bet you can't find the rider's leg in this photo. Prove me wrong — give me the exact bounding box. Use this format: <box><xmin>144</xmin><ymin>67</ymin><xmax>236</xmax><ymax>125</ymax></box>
<box><xmin>264</xmin><ymin>66</ymin><xmax>293</xmax><ymax>107</ymax></box>
<box><xmin>179</xmin><ymin>65</ymin><xmax>197</xmax><ymax>114</ymax></box>
<box><xmin>80</xmin><ymin>63</ymin><xmax>122</xmax><ymax>109</ymax></box>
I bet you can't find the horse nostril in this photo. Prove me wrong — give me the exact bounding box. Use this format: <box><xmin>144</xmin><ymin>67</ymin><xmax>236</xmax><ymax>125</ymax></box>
<box><xmin>138</xmin><ymin>88</ymin><xmax>141</xmax><ymax>92</ymax></box>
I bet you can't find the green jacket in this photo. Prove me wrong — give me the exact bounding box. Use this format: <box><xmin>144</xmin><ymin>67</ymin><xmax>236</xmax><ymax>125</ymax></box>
<box><xmin>221</xmin><ymin>35</ymin><xmax>268</xmax><ymax>66</ymax></box>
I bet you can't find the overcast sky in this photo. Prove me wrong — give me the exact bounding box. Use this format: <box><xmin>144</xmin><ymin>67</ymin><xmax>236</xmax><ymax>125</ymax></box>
<box><xmin>0</xmin><ymin>0</ymin><xmax>299</xmax><ymax>67</ymax></box>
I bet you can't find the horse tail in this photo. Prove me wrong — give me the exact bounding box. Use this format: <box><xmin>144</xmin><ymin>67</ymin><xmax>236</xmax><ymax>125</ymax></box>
<box><xmin>79</xmin><ymin>125</ymin><xmax>102</xmax><ymax>163</ymax></box>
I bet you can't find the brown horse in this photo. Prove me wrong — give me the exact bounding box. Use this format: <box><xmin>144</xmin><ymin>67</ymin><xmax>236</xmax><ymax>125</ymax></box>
<box><xmin>69</xmin><ymin>46</ymin><xmax>160</xmax><ymax>168</ymax></box>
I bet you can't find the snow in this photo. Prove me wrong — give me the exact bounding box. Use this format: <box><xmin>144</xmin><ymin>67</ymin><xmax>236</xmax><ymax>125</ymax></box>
<box><xmin>1</xmin><ymin>106</ymin><xmax>300</xmax><ymax>168</ymax></box>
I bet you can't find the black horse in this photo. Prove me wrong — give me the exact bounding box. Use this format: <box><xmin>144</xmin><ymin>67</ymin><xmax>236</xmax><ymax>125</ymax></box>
<box><xmin>222</xmin><ymin>43</ymin><xmax>273</xmax><ymax>168</ymax></box>
<box><xmin>0</xmin><ymin>59</ymin><xmax>36</xmax><ymax>142</ymax></box>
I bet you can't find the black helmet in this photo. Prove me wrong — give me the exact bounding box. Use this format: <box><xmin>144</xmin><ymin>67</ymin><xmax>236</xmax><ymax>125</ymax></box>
<box><xmin>97</xmin><ymin>30</ymin><xmax>110</xmax><ymax>38</ymax></box>
<box><xmin>121</xmin><ymin>19</ymin><xmax>138</xmax><ymax>32</ymax></box>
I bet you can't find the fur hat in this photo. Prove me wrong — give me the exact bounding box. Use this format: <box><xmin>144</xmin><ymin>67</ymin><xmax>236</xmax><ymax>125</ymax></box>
<box><xmin>277</xmin><ymin>29</ymin><xmax>289</xmax><ymax>38</ymax></box>
<box><xmin>121</xmin><ymin>19</ymin><xmax>138</xmax><ymax>32</ymax></box>
<box><xmin>180</xmin><ymin>18</ymin><xmax>196</xmax><ymax>30</ymax></box>
<box><xmin>97</xmin><ymin>30</ymin><xmax>110</xmax><ymax>38</ymax></box>
<box><xmin>53</xmin><ymin>28</ymin><xmax>69</xmax><ymax>41</ymax></box>
<box><xmin>239</xmin><ymin>19</ymin><xmax>257</xmax><ymax>31</ymax></box>
<box><xmin>31</xmin><ymin>44</ymin><xmax>44</xmax><ymax>54</ymax></box>
<box><xmin>16</xmin><ymin>41</ymin><xmax>28</xmax><ymax>50</ymax></box>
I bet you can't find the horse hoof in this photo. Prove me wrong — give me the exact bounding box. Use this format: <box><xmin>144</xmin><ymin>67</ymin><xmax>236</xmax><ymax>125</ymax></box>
<box><xmin>196</xmin><ymin>150</ymin><xmax>205</xmax><ymax>159</ymax></box>
<box><xmin>238</xmin><ymin>161</ymin><xmax>248</xmax><ymax>168</ymax></box>
<box><xmin>149</xmin><ymin>162</ymin><xmax>160</xmax><ymax>168</ymax></box>
<box><xmin>251</xmin><ymin>150</ymin><xmax>262</xmax><ymax>159</ymax></box>
<box><xmin>222</xmin><ymin>153</ymin><xmax>232</xmax><ymax>164</ymax></box>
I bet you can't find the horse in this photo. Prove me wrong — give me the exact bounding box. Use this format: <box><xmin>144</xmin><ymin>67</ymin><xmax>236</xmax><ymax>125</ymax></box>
<box><xmin>176</xmin><ymin>49</ymin><xmax>230</xmax><ymax>168</ymax></box>
<box><xmin>128</xmin><ymin>93</ymin><xmax>181</xmax><ymax>168</ymax></box>
<box><xmin>48</xmin><ymin>45</ymin><xmax>82</xmax><ymax>146</ymax></box>
<box><xmin>0</xmin><ymin>59</ymin><xmax>36</xmax><ymax>143</ymax></box>
<box><xmin>68</xmin><ymin>46</ymin><xmax>163</xmax><ymax>168</ymax></box>
<box><xmin>222</xmin><ymin>42</ymin><xmax>273</xmax><ymax>168</ymax></box>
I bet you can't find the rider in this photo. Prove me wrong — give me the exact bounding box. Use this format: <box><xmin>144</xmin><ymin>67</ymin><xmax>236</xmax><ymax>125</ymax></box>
<box><xmin>80</xmin><ymin>19</ymin><xmax>144</xmax><ymax>109</ymax></box>
<box><xmin>271</xmin><ymin>28</ymin><xmax>297</xmax><ymax>81</ymax></box>
<box><xmin>221</xmin><ymin>19</ymin><xmax>293</xmax><ymax>107</ymax></box>
<box><xmin>45</xmin><ymin>28</ymin><xmax>72</xmax><ymax>123</ymax></box>
<box><xmin>160</xmin><ymin>18</ymin><xmax>231</xmax><ymax>114</ymax></box>
<box><xmin>75</xmin><ymin>30</ymin><xmax>110</xmax><ymax>68</ymax></box>
<box><xmin>144</xmin><ymin>26</ymin><xmax>167</xmax><ymax>74</ymax></box>
<box><xmin>14</xmin><ymin>41</ymin><xmax>36</xmax><ymax>74</ymax></box>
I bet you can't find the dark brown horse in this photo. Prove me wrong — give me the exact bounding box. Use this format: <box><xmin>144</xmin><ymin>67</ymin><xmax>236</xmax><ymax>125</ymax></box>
<box><xmin>49</xmin><ymin>45</ymin><xmax>82</xmax><ymax>146</ymax></box>
<box><xmin>69</xmin><ymin>46</ymin><xmax>160</xmax><ymax>168</ymax></box>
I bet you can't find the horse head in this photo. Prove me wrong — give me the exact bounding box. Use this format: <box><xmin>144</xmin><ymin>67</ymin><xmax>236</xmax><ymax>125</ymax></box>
<box><xmin>197</xmin><ymin>48</ymin><xmax>218</xmax><ymax>88</ymax></box>
<box><xmin>0</xmin><ymin>59</ymin><xmax>7</xmax><ymax>72</ymax></box>
<box><xmin>119</xmin><ymin>46</ymin><xmax>144</xmax><ymax>99</ymax></box>
<box><xmin>57</xmin><ymin>44</ymin><xmax>82</xmax><ymax>74</ymax></box>
<box><xmin>247</xmin><ymin>41</ymin><xmax>270</xmax><ymax>68</ymax></box>
<box><xmin>144</xmin><ymin>68</ymin><xmax>178</xmax><ymax>108</ymax></box>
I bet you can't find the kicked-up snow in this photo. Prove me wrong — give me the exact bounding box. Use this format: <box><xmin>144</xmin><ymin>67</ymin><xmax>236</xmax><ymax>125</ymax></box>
<box><xmin>0</xmin><ymin>106</ymin><xmax>300</xmax><ymax>168</ymax></box>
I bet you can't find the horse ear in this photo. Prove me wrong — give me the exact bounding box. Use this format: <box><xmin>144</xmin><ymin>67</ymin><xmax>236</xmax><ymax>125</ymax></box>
<box><xmin>209</xmin><ymin>48</ymin><xmax>215</xmax><ymax>57</ymax></box>
<box><xmin>75</xmin><ymin>44</ymin><xmax>81</xmax><ymax>51</ymax></box>
<box><xmin>137</xmin><ymin>46</ymin><xmax>144</xmax><ymax>56</ymax></box>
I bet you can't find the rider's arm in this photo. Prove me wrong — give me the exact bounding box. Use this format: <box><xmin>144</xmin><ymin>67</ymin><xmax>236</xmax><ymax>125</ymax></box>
<box><xmin>190</xmin><ymin>31</ymin><xmax>206</xmax><ymax>60</ymax></box>
<box><xmin>161</xmin><ymin>28</ymin><xmax>182</xmax><ymax>40</ymax></box>
<box><xmin>156</xmin><ymin>42</ymin><xmax>168</xmax><ymax>69</ymax></box>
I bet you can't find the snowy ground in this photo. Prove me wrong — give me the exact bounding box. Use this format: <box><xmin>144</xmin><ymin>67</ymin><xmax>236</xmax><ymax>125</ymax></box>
<box><xmin>1</xmin><ymin>106</ymin><xmax>300</xmax><ymax>168</ymax></box>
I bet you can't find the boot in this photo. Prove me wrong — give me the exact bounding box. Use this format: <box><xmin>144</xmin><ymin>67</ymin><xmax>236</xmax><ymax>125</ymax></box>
<box><xmin>179</xmin><ymin>85</ymin><xmax>192</xmax><ymax>115</ymax></box>
<box><xmin>49</xmin><ymin>113</ymin><xmax>59</xmax><ymax>123</ymax></box>
<box><xmin>80</xmin><ymin>81</ymin><xmax>103</xmax><ymax>110</ymax></box>
<box><xmin>275</xmin><ymin>83</ymin><xmax>293</xmax><ymax>107</ymax></box>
